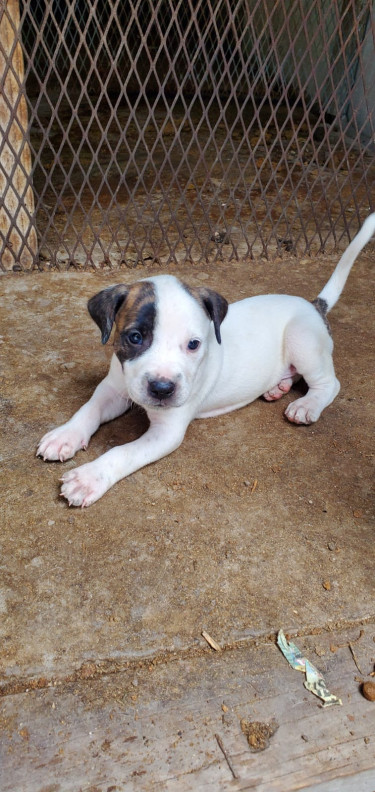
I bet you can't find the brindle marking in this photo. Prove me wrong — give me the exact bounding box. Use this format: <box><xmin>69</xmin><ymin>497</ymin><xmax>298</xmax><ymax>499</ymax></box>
<box><xmin>88</xmin><ymin>281</ymin><xmax>156</xmax><ymax>362</ymax></box>
<box><xmin>311</xmin><ymin>297</ymin><xmax>331</xmax><ymax>335</ymax></box>
<box><xmin>182</xmin><ymin>283</ymin><xmax>228</xmax><ymax>343</ymax></box>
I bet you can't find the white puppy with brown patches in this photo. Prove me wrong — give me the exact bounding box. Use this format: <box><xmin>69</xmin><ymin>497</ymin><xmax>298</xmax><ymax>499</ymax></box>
<box><xmin>37</xmin><ymin>213</ymin><xmax>375</xmax><ymax>507</ymax></box>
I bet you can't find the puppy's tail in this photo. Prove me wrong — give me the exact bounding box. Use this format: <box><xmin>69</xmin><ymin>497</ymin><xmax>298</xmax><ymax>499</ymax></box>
<box><xmin>317</xmin><ymin>212</ymin><xmax>375</xmax><ymax>313</ymax></box>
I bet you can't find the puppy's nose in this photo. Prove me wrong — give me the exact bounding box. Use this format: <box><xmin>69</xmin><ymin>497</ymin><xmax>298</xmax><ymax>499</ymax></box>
<box><xmin>148</xmin><ymin>378</ymin><xmax>176</xmax><ymax>400</ymax></box>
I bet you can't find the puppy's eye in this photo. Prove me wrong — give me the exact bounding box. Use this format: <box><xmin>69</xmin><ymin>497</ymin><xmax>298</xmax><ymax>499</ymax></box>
<box><xmin>127</xmin><ymin>330</ymin><xmax>143</xmax><ymax>346</ymax></box>
<box><xmin>187</xmin><ymin>339</ymin><xmax>200</xmax><ymax>351</ymax></box>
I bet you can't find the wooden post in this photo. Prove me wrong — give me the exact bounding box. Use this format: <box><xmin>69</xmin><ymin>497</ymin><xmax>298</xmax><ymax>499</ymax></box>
<box><xmin>0</xmin><ymin>0</ymin><xmax>37</xmax><ymax>271</ymax></box>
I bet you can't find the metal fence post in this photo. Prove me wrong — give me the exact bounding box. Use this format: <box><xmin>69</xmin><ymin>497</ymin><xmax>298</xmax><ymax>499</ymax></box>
<box><xmin>0</xmin><ymin>0</ymin><xmax>37</xmax><ymax>271</ymax></box>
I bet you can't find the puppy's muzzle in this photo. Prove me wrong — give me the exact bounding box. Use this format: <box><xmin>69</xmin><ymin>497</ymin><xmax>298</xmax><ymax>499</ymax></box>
<box><xmin>148</xmin><ymin>378</ymin><xmax>176</xmax><ymax>401</ymax></box>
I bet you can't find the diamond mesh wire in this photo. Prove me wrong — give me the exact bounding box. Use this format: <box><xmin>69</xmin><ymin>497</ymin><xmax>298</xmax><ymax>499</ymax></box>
<box><xmin>0</xmin><ymin>0</ymin><xmax>374</xmax><ymax>271</ymax></box>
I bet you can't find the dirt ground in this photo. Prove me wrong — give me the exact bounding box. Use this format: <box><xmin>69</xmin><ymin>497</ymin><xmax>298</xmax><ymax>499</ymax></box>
<box><xmin>1</xmin><ymin>248</ymin><xmax>374</xmax><ymax>790</ymax></box>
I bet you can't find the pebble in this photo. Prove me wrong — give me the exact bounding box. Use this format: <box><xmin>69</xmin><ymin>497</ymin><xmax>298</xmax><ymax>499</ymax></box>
<box><xmin>61</xmin><ymin>361</ymin><xmax>76</xmax><ymax>370</ymax></box>
<box><xmin>196</xmin><ymin>272</ymin><xmax>209</xmax><ymax>280</ymax></box>
<box><xmin>362</xmin><ymin>681</ymin><xmax>375</xmax><ymax>701</ymax></box>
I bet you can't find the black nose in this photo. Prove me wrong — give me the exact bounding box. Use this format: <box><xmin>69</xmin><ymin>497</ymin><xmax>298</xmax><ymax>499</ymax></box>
<box><xmin>148</xmin><ymin>378</ymin><xmax>176</xmax><ymax>400</ymax></box>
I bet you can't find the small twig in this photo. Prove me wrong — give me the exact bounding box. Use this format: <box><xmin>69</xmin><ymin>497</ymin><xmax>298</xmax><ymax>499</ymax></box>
<box><xmin>201</xmin><ymin>630</ymin><xmax>222</xmax><ymax>652</ymax></box>
<box><xmin>250</xmin><ymin>479</ymin><xmax>258</xmax><ymax>495</ymax></box>
<box><xmin>335</xmin><ymin>628</ymin><xmax>364</xmax><ymax>650</ymax></box>
<box><xmin>215</xmin><ymin>734</ymin><xmax>238</xmax><ymax>779</ymax></box>
<box><xmin>340</xmin><ymin>630</ymin><xmax>365</xmax><ymax>674</ymax></box>
<box><xmin>351</xmin><ymin>629</ymin><xmax>365</xmax><ymax>645</ymax></box>
<box><xmin>349</xmin><ymin>642</ymin><xmax>364</xmax><ymax>675</ymax></box>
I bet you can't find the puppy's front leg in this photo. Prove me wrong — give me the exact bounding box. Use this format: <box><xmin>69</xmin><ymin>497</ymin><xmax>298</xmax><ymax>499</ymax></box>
<box><xmin>60</xmin><ymin>411</ymin><xmax>189</xmax><ymax>507</ymax></box>
<box><xmin>37</xmin><ymin>373</ymin><xmax>130</xmax><ymax>463</ymax></box>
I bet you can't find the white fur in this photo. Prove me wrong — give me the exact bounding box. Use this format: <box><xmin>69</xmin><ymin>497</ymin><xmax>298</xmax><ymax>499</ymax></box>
<box><xmin>37</xmin><ymin>215</ymin><xmax>375</xmax><ymax>507</ymax></box>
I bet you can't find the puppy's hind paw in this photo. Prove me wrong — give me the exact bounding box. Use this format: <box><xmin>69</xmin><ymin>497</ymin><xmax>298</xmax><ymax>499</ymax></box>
<box><xmin>263</xmin><ymin>376</ymin><xmax>294</xmax><ymax>402</ymax></box>
<box><xmin>284</xmin><ymin>398</ymin><xmax>320</xmax><ymax>425</ymax></box>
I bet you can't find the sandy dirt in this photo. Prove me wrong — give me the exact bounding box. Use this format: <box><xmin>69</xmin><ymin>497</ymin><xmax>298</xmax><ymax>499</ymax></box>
<box><xmin>1</xmin><ymin>248</ymin><xmax>374</xmax><ymax>687</ymax></box>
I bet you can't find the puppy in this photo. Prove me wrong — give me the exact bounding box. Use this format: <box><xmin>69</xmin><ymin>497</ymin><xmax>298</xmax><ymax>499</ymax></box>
<box><xmin>37</xmin><ymin>213</ymin><xmax>375</xmax><ymax>507</ymax></box>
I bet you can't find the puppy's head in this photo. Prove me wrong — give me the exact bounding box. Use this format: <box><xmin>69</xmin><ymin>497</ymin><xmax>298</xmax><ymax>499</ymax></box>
<box><xmin>88</xmin><ymin>276</ymin><xmax>228</xmax><ymax>409</ymax></box>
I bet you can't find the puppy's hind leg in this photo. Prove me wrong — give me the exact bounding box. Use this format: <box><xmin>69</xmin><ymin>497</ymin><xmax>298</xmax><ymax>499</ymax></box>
<box><xmin>283</xmin><ymin>324</ymin><xmax>340</xmax><ymax>425</ymax></box>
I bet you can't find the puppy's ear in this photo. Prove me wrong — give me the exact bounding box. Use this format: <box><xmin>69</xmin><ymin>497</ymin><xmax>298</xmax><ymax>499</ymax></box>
<box><xmin>88</xmin><ymin>284</ymin><xmax>129</xmax><ymax>344</ymax></box>
<box><xmin>194</xmin><ymin>287</ymin><xmax>228</xmax><ymax>344</ymax></box>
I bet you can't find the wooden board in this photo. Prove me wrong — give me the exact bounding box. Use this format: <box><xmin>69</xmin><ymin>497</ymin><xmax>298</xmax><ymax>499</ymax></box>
<box><xmin>1</xmin><ymin>626</ymin><xmax>374</xmax><ymax>791</ymax></box>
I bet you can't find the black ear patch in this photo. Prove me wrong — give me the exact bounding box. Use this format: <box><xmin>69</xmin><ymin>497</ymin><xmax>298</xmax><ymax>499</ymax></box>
<box><xmin>200</xmin><ymin>288</ymin><xmax>228</xmax><ymax>344</ymax></box>
<box><xmin>88</xmin><ymin>284</ymin><xmax>129</xmax><ymax>344</ymax></box>
<box><xmin>183</xmin><ymin>284</ymin><xmax>228</xmax><ymax>344</ymax></box>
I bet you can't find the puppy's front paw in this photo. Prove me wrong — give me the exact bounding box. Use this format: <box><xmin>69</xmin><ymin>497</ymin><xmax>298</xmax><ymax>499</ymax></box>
<box><xmin>37</xmin><ymin>424</ymin><xmax>88</xmax><ymax>462</ymax></box>
<box><xmin>60</xmin><ymin>462</ymin><xmax>111</xmax><ymax>507</ymax></box>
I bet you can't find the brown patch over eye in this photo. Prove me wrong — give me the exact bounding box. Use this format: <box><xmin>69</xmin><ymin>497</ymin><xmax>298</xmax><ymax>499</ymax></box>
<box><xmin>113</xmin><ymin>281</ymin><xmax>156</xmax><ymax>363</ymax></box>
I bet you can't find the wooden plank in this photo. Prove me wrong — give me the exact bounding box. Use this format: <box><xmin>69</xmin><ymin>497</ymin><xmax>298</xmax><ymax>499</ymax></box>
<box><xmin>300</xmin><ymin>768</ymin><xmax>375</xmax><ymax>792</ymax></box>
<box><xmin>0</xmin><ymin>0</ymin><xmax>37</xmax><ymax>271</ymax></box>
<box><xmin>1</xmin><ymin>627</ymin><xmax>374</xmax><ymax>791</ymax></box>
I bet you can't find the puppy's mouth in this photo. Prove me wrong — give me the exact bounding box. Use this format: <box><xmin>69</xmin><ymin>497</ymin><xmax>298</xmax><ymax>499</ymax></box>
<box><xmin>150</xmin><ymin>399</ymin><xmax>174</xmax><ymax>408</ymax></box>
<box><xmin>146</xmin><ymin>392</ymin><xmax>178</xmax><ymax>409</ymax></box>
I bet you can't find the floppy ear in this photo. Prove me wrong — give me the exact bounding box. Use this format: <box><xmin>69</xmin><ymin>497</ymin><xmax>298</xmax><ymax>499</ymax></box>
<box><xmin>197</xmin><ymin>287</ymin><xmax>228</xmax><ymax>344</ymax></box>
<box><xmin>87</xmin><ymin>284</ymin><xmax>129</xmax><ymax>344</ymax></box>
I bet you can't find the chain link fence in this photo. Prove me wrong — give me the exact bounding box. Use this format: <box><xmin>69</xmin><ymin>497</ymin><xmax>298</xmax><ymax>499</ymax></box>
<box><xmin>0</xmin><ymin>0</ymin><xmax>374</xmax><ymax>272</ymax></box>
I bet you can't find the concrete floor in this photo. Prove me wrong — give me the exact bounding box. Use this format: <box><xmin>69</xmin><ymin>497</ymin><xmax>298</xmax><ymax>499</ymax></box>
<box><xmin>1</xmin><ymin>249</ymin><xmax>374</xmax><ymax>790</ymax></box>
